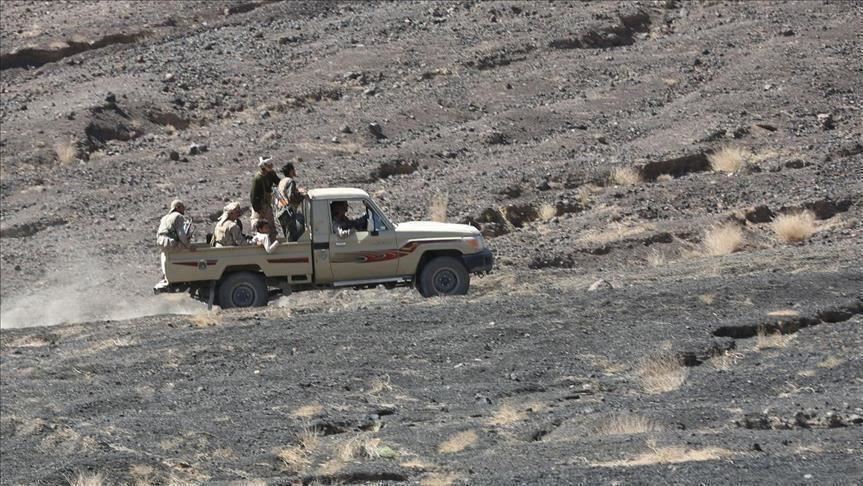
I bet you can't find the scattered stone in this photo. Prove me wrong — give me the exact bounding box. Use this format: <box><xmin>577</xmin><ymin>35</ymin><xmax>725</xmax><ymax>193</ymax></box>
<box><xmin>485</xmin><ymin>131</ymin><xmax>509</xmax><ymax>145</ymax></box>
<box><xmin>260</xmin><ymin>110</ymin><xmax>270</xmax><ymax>119</ymax></box>
<box><xmin>817</xmin><ymin>113</ymin><xmax>835</xmax><ymax>130</ymax></box>
<box><xmin>340</xmin><ymin>124</ymin><xmax>353</xmax><ymax>134</ymax></box>
<box><xmin>588</xmin><ymin>279</ymin><xmax>613</xmax><ymax>291</ymax></box>
<box><xmin>784</xmin><ymin>159</ymin><xmax>808</xmax><ymax>169</ymax></box>
<box><xmin>104</xmin><ymin>92</ymin><xmax>117</xmax><ymax>104</ymax></box>
<box><xmin>188</xmin><ymin>143</ymin><xmax>207</xmax><ymax>155</ymax></box>
<box><xmin>368</xmin><ymin>122</ymin><xmax>386</xmax><ymax>139</ymax></box>
<box><xmin>363</xmin><ymin>86</ymin><xmax>378</xmax><ymax>96</ymax></box>
<box><xmin>331</xmin><ymin>136</ymin><xmax>340</xmax><ymax>143</ymax></box>
<box><xmin>168</xmin><ymin>150</ymin><xmax>180</xmax><ymax>161</ymax></box>
<box><xmin>745</xmin><ymin>205</ymin><xmax>775</xmax><ymax>223</ymax></box>
<box><xmin>594</xmin><ymin>134</ymin><xmax>608</xmax><ymax>144</ymax></box>
<box><xmin>163</xmin><ymin>73</ymin><xmax>175</xmax><ymax>83</ymax></box>
<box><xmin>498</xmin><ymin>185</ymin><xmax>522</xmax><ymax>198</ymax></box>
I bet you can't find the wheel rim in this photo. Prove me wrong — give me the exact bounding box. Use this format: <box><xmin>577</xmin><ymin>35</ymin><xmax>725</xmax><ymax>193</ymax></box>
<box><xmin>432</xmin><ymin>268</ymin><xmax>459</xmax><ymax>294</ymax></box>
<box><xmin>231</xmin><ymin>283</ymin><xmax>257</xmax><ymax>307</ymax></box>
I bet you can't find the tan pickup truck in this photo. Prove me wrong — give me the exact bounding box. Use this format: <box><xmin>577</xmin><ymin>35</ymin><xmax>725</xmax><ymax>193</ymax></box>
<box><xmin>156</xmin><ymin>188</ymin><xmax>493</xmax><ymax>308</ymax></box>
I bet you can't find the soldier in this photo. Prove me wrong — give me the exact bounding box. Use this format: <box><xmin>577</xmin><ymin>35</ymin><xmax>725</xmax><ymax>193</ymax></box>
<box><xmin>276</xmin><ymin>161</ymin><xmax>307</xmax><ymax>241</ymax></box>
<box><xmin>155</xmin><ymin>199</ymin><xmax>195</xmax><ymax>290</ymax></box>
<box><xmin>212</xmin><ymin>201</ymin><xmax>249</xmax><ymax>247</ymax></box>
<box><xmin>250</xmin><ymin>156</ymin><xmax>280</xmax><ymax>239</ymax></box>
<box><xmin>331</xmin><ymin>200</ymin><xmax>368</xmax><ymax>238</ymax></box>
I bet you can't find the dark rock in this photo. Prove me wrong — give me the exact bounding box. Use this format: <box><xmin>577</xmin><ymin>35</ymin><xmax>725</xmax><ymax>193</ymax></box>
<box><xmin>188</xmin><ymin>143</ymin><xmax>207</xmax><ymax>155</ymax></box>
<box><xmin>169</xmin><ymin>150</ymin><xmax>180</xmax><ymax>161</ymax></box>
<box><xmin>368</xmin><ymin>122</ymin><xmax>386</xmax><ymax>140</ymax></box>
<box><xmin>745</xmin><ymin>205</ymin><xmax>775</xmax><ymax>223</ymax></box>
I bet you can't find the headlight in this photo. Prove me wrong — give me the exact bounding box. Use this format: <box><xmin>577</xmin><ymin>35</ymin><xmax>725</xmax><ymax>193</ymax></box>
<box><xmin>465</xmin><ymin>235</ymin><xmax>485</xmax><ymax>250</ymax></box>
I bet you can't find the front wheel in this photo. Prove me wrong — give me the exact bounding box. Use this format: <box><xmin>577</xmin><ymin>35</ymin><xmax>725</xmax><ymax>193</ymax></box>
<box><xmin>218</xmin><ymin>271</ymin><xmax>269</xmax><ymax>309</ymax></box>
<box><xmin>418</xmin><ymin>256</ymin><xmax>470</xmax><ymax>297</ymax></box>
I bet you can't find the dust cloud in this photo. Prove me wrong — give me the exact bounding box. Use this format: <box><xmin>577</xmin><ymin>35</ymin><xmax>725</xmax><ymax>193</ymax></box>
<box><xmin>0</xmin><ymin>259</ymin><xmax>204</xmax><ymax>329</ymax></box>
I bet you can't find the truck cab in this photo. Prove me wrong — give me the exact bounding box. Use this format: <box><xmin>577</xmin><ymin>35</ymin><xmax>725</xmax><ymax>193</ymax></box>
<box><xmin>158</xmin><ymin>188</ymin><xmax>493</xmax><ymax>308</ymax></box>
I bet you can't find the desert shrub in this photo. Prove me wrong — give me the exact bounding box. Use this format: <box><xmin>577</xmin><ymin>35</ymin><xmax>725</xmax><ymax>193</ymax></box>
<box><xmin>429</xmin><ymin>193</ymin><xmax>448</xmax><ymax>222</ymax></box>
<box><xmin>636</xmin><ymin>354</ymin><xmax>687</xmax><ymax>394</ymax></box>
<box><xmin>772</xmin><ymin>211</ymin><xmax>816</xmax><ymax>242</ymax></box>
<box><xmin>708</xmin><ymin>146</ymin><xmax>749</xmax><ymax>173</ymax></box>
<box><xmin>610</xmin><ymin>167</ymin><xmax>642</xmax><ymax>186</ymax></box>
<box><xmin>703</xmin><ymin>223</ymin><xmax>743</xmax><ymax>256</ymax></box>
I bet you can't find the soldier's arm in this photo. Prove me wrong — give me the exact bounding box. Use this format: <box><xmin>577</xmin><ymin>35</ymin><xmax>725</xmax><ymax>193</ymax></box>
<box><xmin>230</xmin><ymin>224</ymin><xmax>248</xmax><ymax>246</ymax></box>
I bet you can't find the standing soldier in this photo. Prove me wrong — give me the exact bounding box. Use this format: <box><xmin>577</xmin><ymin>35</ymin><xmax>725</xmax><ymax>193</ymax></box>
<box><xmin>276</xmin><ymin>161</ymin><xmax>307</xmax><ymax>241</ymax></box>
<box><xmin>155</xmin><ymin>199</ymin><xmax>195</xmax><ymax>290</ymax></box>
<box><xmin>212</xmin><ymin>201</ymin><xmax>248</xmax><ymax>247</ymax></box>
<box><xmin>250</xmin><ymin>156</ymin><xmax>280</xmax><ymax>239</ymax></box>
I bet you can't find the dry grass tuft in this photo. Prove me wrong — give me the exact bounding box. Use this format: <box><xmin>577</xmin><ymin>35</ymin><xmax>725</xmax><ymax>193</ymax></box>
<box><xmin>538</xmin><ymin>203</ymin><xmax>557</xmax><ymax>221</ymax></box>
<box><xmin>593</xmin><ymin>440</ymin><xmax>732</xmax><ymax>467</ymax></box>
<box><xmin>277</xmin><ymin>446</ymin><xmax>311</xmax><ymax>472</ymax></box>
<box><xmin>709</xmin><ymin>146</ymin><xmax>749</xmax><ymax>173</ymax></box>
<box><xmin>767</xmin><ymin>309</ymin><xmax>800</xmax><ymax>317</ymax></box>
<box><xmin>656</xmin><ymin>174</ymin><xmax>674</xmax><ymax>182</ymax></box>
<box><xmin>65</xmin><ymin>471</ymin><xmax>104</xmax><ymax>486</ymax></box>
<box><xmin>55</xmin><ymin>140</ymin><xmax>80</xmax><ymax>165</ymax></box>
<box><xmin>817</xmin><ymin>355</ymin><xmax>844</xmax><ymax>369</ymax></box>
<box><xmin>368</xmin><ymin>375</ymin><xmax>393</xmax><ymax>395</ymax></box>
<box><xmin>708</xmin><ymin>350</ymin><xmax>744</xmax><ymax>370</ymax></box>
<box><xmin>421</xmin><ymin>472</ymin><xmax>462</xmax><ymax>486</ymax></box>
<box><xmin>636</xmin><ymin>354</ymin><xmax>688</xmax><ymax>394</ymax></box>
<box><xmin>610</xmin><ymin>166</ymin><xmax>643</xmax><ymax>186</ymax></box>
<box><xmin>646</xmin><ymin>249</ymin><xmax>666</xmax><ymax>267</ymax></box>
<box><xmin>297</xmin><ymin>426</ymin><xmax>321</xmax><ymax>451</ymax></box>
<box><xmin>401</xmin><ymin>458</ymin><xmax>435</xmax><ymax>471</ymax></box>
<box><xmin>703</xmin><ymin>223</ymin><xmax>743</xmax><ymax>256</ymax></box>
<box><xmin>772</xmin><ymin>211</ymin><xmax>816</xmax><ymax>243</ymax></box>
<box><xmin>429</xmin><ymin>193</ymin><xmax>449</xmax><ymax>223</ymax></box>
<box><xmin>188</xmin><ymin>311</ymin><xmax>222</xmax><ymax>328</ymax></box>
<box><xmin>487</xmin><ymin>404</ymin><xmax>526</xmax><ymax>426</ymax></box>
<box><xmin>591</xmin><ymin>414</ymin><xmax>662</xmax><ymax>436</ymax></box>
<box><xmin>437</xmin><ymin>431</ymin><xmax>478</xmax><ymax>454</ymax></box>
<box><xmin>291</xmin><ymin>403</ymin><xmax>324</xmax><ymax>418</ymax></box>
<box><xmin>699</xmin><ymin>293</ymin><xmax>716</xmax><ymax>305</ymax></box>
<box><xmin>755</xmin><ymin>327</ymin><xmax>796</xmax><ymax>350</ymax></box>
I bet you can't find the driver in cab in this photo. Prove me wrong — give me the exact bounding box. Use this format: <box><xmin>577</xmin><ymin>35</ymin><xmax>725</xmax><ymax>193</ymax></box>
<box><xmin>331</xmin><ymin>201</ymin><xmax>369</xmax><ymax>238</ymax></box>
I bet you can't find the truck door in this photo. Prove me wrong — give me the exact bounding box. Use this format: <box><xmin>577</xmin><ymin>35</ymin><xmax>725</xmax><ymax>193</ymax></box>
<box><xmin>328</xmin><ymin>199</ymin><xmax>398</xmax><ymax>282</ymax></box>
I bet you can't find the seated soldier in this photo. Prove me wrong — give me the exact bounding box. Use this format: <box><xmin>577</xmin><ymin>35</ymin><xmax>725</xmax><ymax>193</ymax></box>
<box><xmin>212</xmin><ymin>201</ymin><xmax>249</xmax><ymax>247</ymax></box>
<box><xmin>252</xmin><ymin>220</ymin><xmax>280</xmax><ymax>254</ymax></box>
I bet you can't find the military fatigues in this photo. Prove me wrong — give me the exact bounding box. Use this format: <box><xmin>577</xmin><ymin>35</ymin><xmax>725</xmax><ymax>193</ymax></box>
<box><xmin>156</xmin><ymin>211</ymin><xmax>191</xmax><ymax>278</ymax></box>
<box><xmin>276</xmin><ymin>176</ymin><xmax>305</xmax><ymax>240</ymax></box>
<box><xmin>213</xmin><ymin>218</ymin><xmax>248</xmax><ymax>247</ymax></box>
<box><xmin>250</xmin><ymin>170</ymin><xmax>280</xmax><ymax>237</ymax></box>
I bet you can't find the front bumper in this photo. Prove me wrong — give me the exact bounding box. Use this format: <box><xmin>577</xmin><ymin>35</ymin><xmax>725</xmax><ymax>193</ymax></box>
<box><xmin>462</xmin><ymin>248</ymin><xmax>494</xmax><ymax>274</ymax></box>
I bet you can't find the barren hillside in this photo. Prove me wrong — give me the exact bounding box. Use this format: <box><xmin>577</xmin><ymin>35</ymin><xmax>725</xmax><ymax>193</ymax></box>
<box><xmin>1</xmin><ymin>1</ymin><xmax>861</xmax><ymax>484</ymax></box>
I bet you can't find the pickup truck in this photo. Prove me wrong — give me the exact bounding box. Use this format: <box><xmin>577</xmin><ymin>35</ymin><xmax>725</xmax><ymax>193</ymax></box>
<box><xmin>156</xmin><ymin>188</ymin><xmax>493</xmax><ymax>309</ymax></box>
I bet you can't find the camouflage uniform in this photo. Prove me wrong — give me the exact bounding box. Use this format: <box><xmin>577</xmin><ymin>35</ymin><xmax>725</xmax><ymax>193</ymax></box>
<box><xmin>156</xmin><ymin>210</ymin><xmax>191</xmax><ymax>278</ymax></box>
<box><xmin>213</xmin><ymin>218</ymin><xmax>247</xmax><ymax>247</ymax></box>
<box><xmin>250</xmin><ymin>169</ymin><xmax>279</xmax><ymax>238</ymax></box>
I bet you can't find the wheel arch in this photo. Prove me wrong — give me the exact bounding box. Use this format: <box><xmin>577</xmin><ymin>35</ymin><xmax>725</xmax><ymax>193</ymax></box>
<box><xmin>415</xmin><ymin>249</ymin><xmax>464</xmax><ymax>279</ymax></box>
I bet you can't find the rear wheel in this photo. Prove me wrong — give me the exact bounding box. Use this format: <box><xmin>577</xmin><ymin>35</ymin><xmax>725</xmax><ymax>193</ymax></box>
<box><xmin>218</xmin><ymin>271</ymin><xmax>269</xmax><ymax>308</ymax></box>
<box><xmin>418</xmin><ymin>256</ymin><xmax>470</xmax><ymax>297</ymax></box>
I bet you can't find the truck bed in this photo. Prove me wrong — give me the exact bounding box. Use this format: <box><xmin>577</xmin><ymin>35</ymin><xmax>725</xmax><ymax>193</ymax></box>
<box><xmin>164</xmin><ymin>239</ymin><xmax>313</xmax><ymax>284</ymax></box>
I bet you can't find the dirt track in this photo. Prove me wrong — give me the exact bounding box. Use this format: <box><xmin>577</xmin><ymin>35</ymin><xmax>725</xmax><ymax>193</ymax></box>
<box><xmin>1</xmin><ymin>1</ymin><xmax>862</xmax><ymax>484</ymax></box>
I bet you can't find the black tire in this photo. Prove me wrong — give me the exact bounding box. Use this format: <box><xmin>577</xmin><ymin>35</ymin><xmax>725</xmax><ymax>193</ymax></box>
<box><xmin>218</xmin><ymin>271</ymin><xmax>269</xmax><ymax>309</ymax></box>
<box><xmin>418</xmin><ymin>256</ymin><xmax>470</xmax><ymax>298</ymax></box>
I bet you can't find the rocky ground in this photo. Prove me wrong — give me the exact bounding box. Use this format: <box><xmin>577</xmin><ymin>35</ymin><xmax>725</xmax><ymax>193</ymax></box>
<box><xmin>1</xmin><ymin>0</ymin><xmax>862</xmax><ymax>484</ymax></box>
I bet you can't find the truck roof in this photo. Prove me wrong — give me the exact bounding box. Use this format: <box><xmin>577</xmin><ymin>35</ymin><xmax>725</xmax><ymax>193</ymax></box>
<box><xmin>307</xmin><ymin>188</ymin><xmax>370</xmax><ymax>200</ymax></box>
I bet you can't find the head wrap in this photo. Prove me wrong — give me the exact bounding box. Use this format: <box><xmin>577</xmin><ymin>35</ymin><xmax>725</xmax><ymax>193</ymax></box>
<box><xmin>170</xmin><ymin>199</ymin><xmax>184</xmax><ymax>211</ymax></box>
<box><xmin>258</xmin><ymin>156</ymin><xmax>274</xmax><ymax>168</ymax></box>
